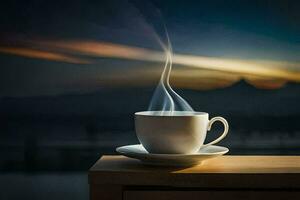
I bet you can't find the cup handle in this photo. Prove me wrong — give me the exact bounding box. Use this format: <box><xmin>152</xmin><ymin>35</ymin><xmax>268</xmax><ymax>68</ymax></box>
<box><xmin>202</xmin><ymin>116</ymin><xmax>229</xmax><ymax>147</ymax></box>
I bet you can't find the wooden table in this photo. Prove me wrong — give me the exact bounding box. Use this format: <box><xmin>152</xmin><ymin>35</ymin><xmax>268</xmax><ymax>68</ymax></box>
<box><xmin>89</xmin><ymin>156</ymin><xmax>300</xmax><ymax>200</ymax></box>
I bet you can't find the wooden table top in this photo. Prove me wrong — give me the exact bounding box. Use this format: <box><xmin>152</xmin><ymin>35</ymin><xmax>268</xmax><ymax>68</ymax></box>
<box><xmin>89</xmin><ymin>156</ymin><xmax>300</xmax><ymax>188</ymax></box>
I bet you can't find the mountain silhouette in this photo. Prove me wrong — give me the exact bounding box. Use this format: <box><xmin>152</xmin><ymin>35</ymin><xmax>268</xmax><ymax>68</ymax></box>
<box><xmin>1</xmin><ymin>80</ymin><xmax>300</xmax><ymax>117</ymax></box>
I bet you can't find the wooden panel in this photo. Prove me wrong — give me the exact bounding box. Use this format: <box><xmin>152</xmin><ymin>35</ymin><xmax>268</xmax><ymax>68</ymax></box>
<box><xmin>90</xmin><ymin>156</ymin><xmax>300</xmax><ymax>174</ymax></box>
<box><xmin>89</xmin><ymin>156</ymin><xmax>300</xmax><ymax>188</ymax></box>
<box><xmin>89</xmin><ymin>184</ymin><xmax>122</xmax><ymax>200</ymax></box>
<box><xmin>124</xmin><ymin>190</ymin><xmax>300</xmax><ymax>200</ymax></box>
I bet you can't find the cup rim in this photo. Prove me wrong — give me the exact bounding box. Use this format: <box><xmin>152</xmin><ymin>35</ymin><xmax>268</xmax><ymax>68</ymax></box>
<box><xmin>135</xmin><ymin>111</ymin><xmax>208</xmax><ymax>117</ymax></box>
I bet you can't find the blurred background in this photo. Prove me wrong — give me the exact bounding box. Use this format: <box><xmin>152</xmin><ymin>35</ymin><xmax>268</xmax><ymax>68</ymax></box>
<box><xmin>0</xmin><ymin>0</ymin><xmax>300</xmax><ymax>199</ymax></box>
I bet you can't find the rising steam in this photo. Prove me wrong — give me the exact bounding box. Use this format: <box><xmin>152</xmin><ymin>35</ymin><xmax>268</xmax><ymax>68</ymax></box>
<box><xmin>148</xmin><ymin>32</ymin><xmax>194</xmax><ymax>115</ymax></box>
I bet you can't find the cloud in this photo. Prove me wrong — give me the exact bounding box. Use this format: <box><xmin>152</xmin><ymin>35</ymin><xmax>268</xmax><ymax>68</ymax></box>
<box><xmin>172</xmin><ymin>55</ymin><xmax>300</xmax><ymax>82</ymax></box>
<box><xmin>34</xmin><ymin>39</ymin><xmax>300</xmax><ymax>82</ymax></box>
<box><xmin>1</xmin><ymin>38</ymin><xmax>299</xmax><ymax>90</ymax></box>
<box><xmin>0</xmin><ymin>47</ymin><xmax>90</xmax><ymax>64</ymax></box>
<box><xmin>29</xmin><ymin>39</ymin><xmax>163</xmax><ymax>61</ymax></box>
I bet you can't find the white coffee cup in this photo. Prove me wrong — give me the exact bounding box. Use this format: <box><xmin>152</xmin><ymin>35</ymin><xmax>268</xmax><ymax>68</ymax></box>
<box><xmin>135</xmin><ymin>111</ymin><xmax>229</xmax><ymax>154</ymax></box>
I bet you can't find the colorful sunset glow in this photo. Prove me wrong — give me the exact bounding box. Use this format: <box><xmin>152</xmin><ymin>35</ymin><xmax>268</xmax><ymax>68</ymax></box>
<box><xmin>0</xmin><ymin>39</ymin><xmax>299</xmax><ymax>90</ymax></box>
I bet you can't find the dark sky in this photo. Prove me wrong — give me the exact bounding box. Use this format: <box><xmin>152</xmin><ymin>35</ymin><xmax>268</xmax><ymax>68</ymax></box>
<box><xmin>0</xmin><ymin>0</ymin><xmax>299</xmax><ymax>96</ymax></box>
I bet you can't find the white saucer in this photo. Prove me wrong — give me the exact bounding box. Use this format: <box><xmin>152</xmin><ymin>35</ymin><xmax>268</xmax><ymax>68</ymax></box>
<box><xmin>116</xmin><ymin>144</ymin><xmax>229</xmax><ymax>166</ymax></box>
